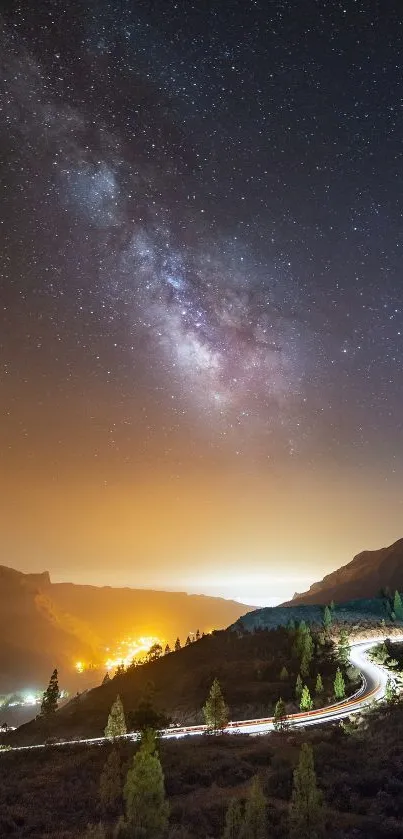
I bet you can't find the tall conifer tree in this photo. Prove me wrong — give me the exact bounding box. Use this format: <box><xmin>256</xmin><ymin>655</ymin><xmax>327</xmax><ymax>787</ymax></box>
<box><xmin>289</xmin><ymin>744</ymin><xmax>324</xmax><ymax>839</ymax></box>
<box><xmin>240</xmin><ymin>777</ymin><xmax>266</xmax><ymax>839</ymax></box>
<box><xmin>273</xmin><ymin>698</ymin><xmax>288</xmax><ymax>731</ymax></box>
<box><xmin>41</xmin><ymin>669</ymin><xmax>60</xmax><ymax>717</ymax></box>
<box><xmin>121</xmin><ymin>730</ymin><xmax>169</xmax><ymax>839</ymax></box>
<box><xmin>300</xmin><ymin>685</ymin><xmax>313</xmax><ymax>711</ymax></box>
<box><xmin>333</xmin><ymin>668</ymin><xmax>345</xmax><ymax>700</ymax></box>
<box><xmin>105</xmin><ymin>695</ymin><xmax>127</xmax><ymax>738</ymax></box>
<box><xmin>203</xmin><ymin>678</ymin><xmax>228</xmax><ymax>733</ymax></box>
<box><xmin>394</xmin><ymin>590</ymin><xmax>403</xmax><ymax>620</ymax></box>
<box><xmin>99</xmin><ymin>748</ymin><xmax>122</xmax><ymax>816</ymax></box>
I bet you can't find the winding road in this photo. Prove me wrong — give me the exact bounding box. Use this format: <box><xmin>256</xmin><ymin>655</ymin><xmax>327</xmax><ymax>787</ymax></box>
<box><xmin>3</xmin><ymin>635</ymin><xmax>402</xmax><ymax>751</ymax></box>
<box><xmin>166</xmin><ymin>636</ymin><xmax>402</xmax><ymax>738</ymax></box>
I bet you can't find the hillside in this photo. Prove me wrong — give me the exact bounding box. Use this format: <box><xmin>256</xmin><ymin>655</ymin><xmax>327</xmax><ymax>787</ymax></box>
<box><xmin>233</xmin><ymin>595</ymin><xmax>397</xmax><ymax>633</ymax></box>
<box><xmin>287</xmin><ymin>538</ymin><xmax>403</xmax><ymax>605</ymax></box>
<box><xmin>7</xmin><ymin>624</ymin><xmax>345</xmax><ymax>746</ymax></box>
<box><xmin>0</xmin><ymin>566</ymin><xmax>250</xmax><ymax>695</ymax></box>
<box><xmin>47</xmin><ymin>580</ymin><xmax>249</xmax><ymax>648</ymax></box>
<box><xmin>2</xmin><ymin>702</ymin><xmax>403</xmax><ymax>839</ymax></box>
<box><xmin>0</xmin><ymin>566</ymin><xmax>98</xmax><ymax>695</ymax></box>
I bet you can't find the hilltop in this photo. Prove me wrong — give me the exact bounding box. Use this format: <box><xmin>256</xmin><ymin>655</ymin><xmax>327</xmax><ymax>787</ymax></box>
<box><xmin>232</xmin><ymin>595</ymin><xmax>398</xmax><ymax>633</ymax></box>
<box><xmin>287</xmin><ymin>538</ymin><xmax>403</xmax><ymax>605</ymax></box>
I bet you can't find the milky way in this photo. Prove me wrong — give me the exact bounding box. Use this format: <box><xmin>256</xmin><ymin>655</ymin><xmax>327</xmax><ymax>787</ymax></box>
<box><xmin>1</xmin><ymin>0</ymin><xmax>403</xmax><ymax>465</ymax></box>
<box><xmin>1</xmin><ymin>11</ymin><xmax>311</xmax><ymax>452</ymax></box>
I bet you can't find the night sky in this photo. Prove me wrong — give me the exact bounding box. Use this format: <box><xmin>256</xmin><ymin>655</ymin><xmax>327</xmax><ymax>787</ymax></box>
<box><xmin>1</xmin><ymin>0</ymin><xmax>403</xmax><ymax>605</ymax></box>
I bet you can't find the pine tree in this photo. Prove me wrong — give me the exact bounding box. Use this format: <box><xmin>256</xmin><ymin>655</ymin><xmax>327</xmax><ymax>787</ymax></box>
<box><xmin>289</xmin><ymin>743</ymin><xmax>324</xmax><ymax>839</ymax></box>
<box><xmin>147</xmin><ymin>644</ymin><xmax>163</xmax><ymax>662</ymax></box>
<box><xmin>196</xmin><ymin>628</ymin><xmax>200</xmax><ymax>641</ymax></box>
<box><xmin>223</xmin><ymin>798</ymin><xmax>243</xmax><ymax>839</ymax></box>
<box><xmin>174</xmin><ymin>637</ymin><xmax>181</xmax><ymax>652</ymax></box>
<box><xmin>41</xmin><ymin>669</ymin><xmax>60</xmax><ymax>717</ymax></box>
<box><xmin>122</xmin><ymin>729</ymin><xmax>169</xmax><ymax>839</ymax></box>
<box><xmin>394</xmin><ymin>590</ymin><xmax>403</xmax><ymax>620</ymax></box>
<box><xmin>280</xmin><ymin>665</ymin><xmax>289</xmax><ymax>681</ymax></box>
<box><xmin>323</xmin><ymin>606</ymin><xmax>332</xmax><ymax>631</ymax></box>
<box><xmin>185</xmin><ymin>635</ymin><xmax>191</xmax><ymax>646</ymax></box>
<box><xmin>385</xmin><ymin>676</ymin><xmax>397</xmax><ymax>703</ymax></box>
<box><xmin>203</xmin><ymin>678</ymin><xmax>228</xmax><ymax>733</ymax></box>
<box><xmin>273</xmin><ymin>698</ymin><xmax>288</xmax><ymax>731</ymax></box>
<box><xmin>164</xmin><ymin>644</ymin><xmax>171</xmax><ymax>655</ymax></box>
<box><xmin>295</xmin><ymin>674</ymin><xmax>303</xmax><ymax>701</ymax></box>
<box><xmin>334</xmin><ymin>667</ymin><xmax>345</xmax><ymax>700</ymax></box>
<box><xmin>315</xmin><ymin>673</ymin><xmax>324</xmax><ymax>696</ymax></box>
<box><xmin>240</xmin><ymin>776</ymin><xmax>266</xmax><ymax>839</ymax></box>
<box><xmin>300</xmin><ymin>654</ymin><xmax>309</xmax><ymax>678</ymax></box>
<box><xmin>99</xmin><ymin>748</ymin><xmax>122</xmax><ymax>816</ymax></box>
<box><xmin>102</xmin><ymin>672</ymin><xmax>110</xmax><ymax>685</ymax></box>
<box><xmin>128</xmin><ymin>693</ymin><xmax>169</xmax><ymax>734</ymax></box>
<box><xmin>115</xmin><ymin>663</ymin><xmax>125</xmax><ymax>677</ymax></box>
<box><xmin>139</xmin><ymin>727</ymin><xmax>158</xmax><ymax>754</ymax></box>
<box><xmin>105</xmin><ymin>695</ymin><xmax>127</xmax><ymax>738</ymax></box>
<box><xmin>300</xmin><ymin>629</ymin><xmax>314</xmax><ymax>677</ymax></box>
<box><xmin>300</xmin><ymin>685</ymin><xmax>313</xmax><ymax>712</ymax></box>
<box><xmin>338</xmin><ymin>630</ymin><xmax>350</xmax><ymax>666</ymax></box>
<box><xmin>295</xmin><ymin>621</ymin><xmax>308</xmax><ymax>656</ymax></box>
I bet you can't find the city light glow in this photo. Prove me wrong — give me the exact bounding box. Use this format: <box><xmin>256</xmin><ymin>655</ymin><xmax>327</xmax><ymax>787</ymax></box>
<box><xmin>75</xmin><ymin>635</ymin><xmax>165</xmax><ymax>675</ymax></box>
<box><xmin>104</xmin><ymin>635</ymin><xmax>163</xmax><ymax>670</ymax></box>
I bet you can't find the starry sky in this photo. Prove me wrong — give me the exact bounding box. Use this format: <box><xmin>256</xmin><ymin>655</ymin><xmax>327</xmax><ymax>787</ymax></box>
<box><xmin>1</xmin><ymin>0</ymin><xmax>403</xmax><ymax>605</ymax></box>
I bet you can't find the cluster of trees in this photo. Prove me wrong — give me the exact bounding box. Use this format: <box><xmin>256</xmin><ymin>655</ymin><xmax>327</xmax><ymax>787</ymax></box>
<box><xmin>110</xmin><ymin>630</ymin><xmax>205</xmax><ymax>679</ymax></box>
<box><xmin>222</xmin><ymin>743</ymin><xmax>324</xmax><ymax>839</ymax></box>
<box><xmin>104</xmin><ymin>690</ymin><xmax>170</xmax><ymax>739</ymax></box>
<box><xmin>103</xmin><ymin>663</ymin><xmax>348</xmax><ymax>745</ymax></box>
<box><xmin>92</xmin><ymin>724</ymin><xmax>325</xmax><ymax>839</ymax></box>
<box><xmin>368</xmin><ymin>639</ymin><xmax>400</xmax><ymax>670</ymax></box>
<box><xmin>103</xmin><ymin>678</ymin><xmax>230</xmax><ymax>740</ymax></box>
<box><xmin>274</xmin><ymin>665</ymin><xmax>345</xmax><ymax>725</ymax></box>
<box><xmin>98</xmin><ymin>686</ymin><xmax>325</xmax><ymax>839</ymax></box>
<box><xmin>102</xmin><ymin>618</ymin><xmax>354</xmax><ymax>745</ymax></box>
<box><xmin>270</xmin><ymin>621</ymin><xmax>354</xmax><ymax>728</ymax></box>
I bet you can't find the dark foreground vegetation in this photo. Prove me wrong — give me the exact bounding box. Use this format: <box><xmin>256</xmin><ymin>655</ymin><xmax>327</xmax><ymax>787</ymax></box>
<box><xmin>2</xmin><ymin>698</ymin><xmax>403</xmax><ymax>838</ymax></box>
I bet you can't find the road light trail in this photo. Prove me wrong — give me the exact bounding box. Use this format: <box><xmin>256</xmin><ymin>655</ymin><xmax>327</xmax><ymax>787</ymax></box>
<box><xmin>3</xmin><ymin>635</ymin><xmax>402</xmax><ymax>751</ymax></box>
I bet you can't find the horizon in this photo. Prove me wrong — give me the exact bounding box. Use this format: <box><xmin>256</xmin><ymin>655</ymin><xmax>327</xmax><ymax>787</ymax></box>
<box><xmin>10</xmin><ymin>560</ymin><xmax>313</xmax><ymax>606</ymax></box>
<box><xmin>10</xmin><ymin>532</ymin><xmax>403</xmax><ymax>606</ymax></box>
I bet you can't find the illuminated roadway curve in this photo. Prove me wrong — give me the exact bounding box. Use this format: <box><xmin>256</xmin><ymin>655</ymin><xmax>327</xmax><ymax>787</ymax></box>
<box><xmin>166</xmin><ymin>636</ymin><xmax>402</xmax><ymax>738</ymax></box>
<box><xmin>4</xmin><ymin>635</ymin><xmax>402</xmax><ymax>751</ymax></box>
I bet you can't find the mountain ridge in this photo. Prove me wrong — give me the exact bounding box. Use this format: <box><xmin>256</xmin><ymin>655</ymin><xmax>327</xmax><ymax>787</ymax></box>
<box><xmin>0</xmin><ymin>564</ymin><xmax>250</xmax><ymax>695</ymax></box>
<box><xmin>285</xmin><ymin>537</ymin><xmax>403</xmax><ymax>605</ymax></box>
